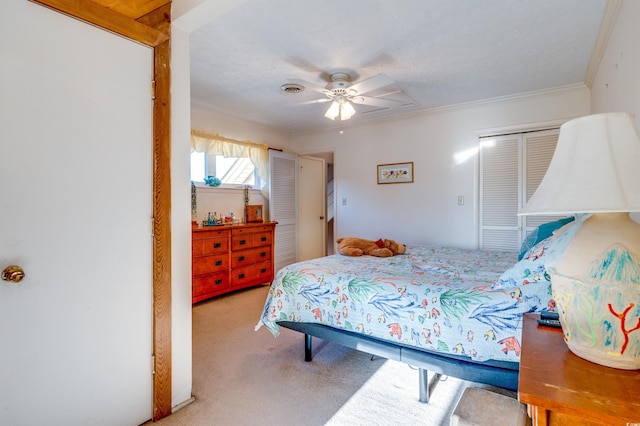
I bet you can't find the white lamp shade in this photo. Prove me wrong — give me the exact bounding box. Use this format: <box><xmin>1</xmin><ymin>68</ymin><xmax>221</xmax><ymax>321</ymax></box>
<box><xmin>324</xmin><ymin>101</ymin><xmax>340</xmax><ymax>120</ymax></box>
<box><xmin>340</xmin><ymin>101</ymin><xmax>356</xmax><ymax>120</ymax></box>
<box><xmin>519</xmin><ymin>113</ymin><xmax>640</xmax><ymax>215</ymax></box>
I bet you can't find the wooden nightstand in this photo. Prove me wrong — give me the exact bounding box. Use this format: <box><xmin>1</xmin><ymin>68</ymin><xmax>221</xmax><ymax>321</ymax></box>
<box><xmin>518</xmin><ymin>313</ymin><xmax>640</xmax><ymax>425</ymax></box>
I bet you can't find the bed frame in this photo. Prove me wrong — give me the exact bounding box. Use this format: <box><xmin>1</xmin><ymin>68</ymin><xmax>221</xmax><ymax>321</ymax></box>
<box><xmin>278</xmin><ymin>321</ymin><xmax>519</xmax><ymax>403</ymax></box>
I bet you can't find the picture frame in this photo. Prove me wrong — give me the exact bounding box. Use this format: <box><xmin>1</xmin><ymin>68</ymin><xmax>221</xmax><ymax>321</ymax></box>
<box><xmin>377</xmin><ymin>162</ymin><xmax>414</xmax><ymax>184</ymax></box>
<box><xmin>246</xmin><ymin>205</ymin><xmax>263</xmax><ymax>223</ymax></box>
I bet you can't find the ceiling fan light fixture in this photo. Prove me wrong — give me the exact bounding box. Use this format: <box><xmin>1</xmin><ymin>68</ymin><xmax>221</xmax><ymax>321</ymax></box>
<box><xmin>340</xmin><ymin>101</ymin><xmax>356</xmax><ymax>120</ymax></box>
<box><xmin>324</xmin><ymin>100</ymin><xmax>340</xmax><ymax>120</ymax></box>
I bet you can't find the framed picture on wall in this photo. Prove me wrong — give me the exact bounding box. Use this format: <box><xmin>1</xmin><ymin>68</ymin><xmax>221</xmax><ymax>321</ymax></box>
<box><xmin>377</xmin><ymin>162</ymin><xmax>414</xmax><ymax>184</ymax></box>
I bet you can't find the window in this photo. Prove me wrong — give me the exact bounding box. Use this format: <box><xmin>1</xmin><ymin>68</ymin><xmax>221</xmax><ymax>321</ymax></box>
<box><xmin>190</xmin><ymin>130</ymin><xmax>269</xmax><ymax>189</ymax></box>
<box><xmin>191</xmin><ymin>152</ymin><xmax>260</xmax><ymax>187</ymax></box>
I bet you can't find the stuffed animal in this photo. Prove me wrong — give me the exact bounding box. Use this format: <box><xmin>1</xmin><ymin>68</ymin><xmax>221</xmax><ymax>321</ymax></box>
<box><xmin>336</xmin><ymin>237</ymin><xmax>407</xmax><ymax>258</ymax></box>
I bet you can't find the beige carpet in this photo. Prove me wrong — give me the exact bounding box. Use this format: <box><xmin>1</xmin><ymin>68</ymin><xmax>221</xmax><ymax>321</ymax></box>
<box><xmin>154</xmin><ymin>286</ymin><xmax>519</xmax><ymax>426</ymax></box>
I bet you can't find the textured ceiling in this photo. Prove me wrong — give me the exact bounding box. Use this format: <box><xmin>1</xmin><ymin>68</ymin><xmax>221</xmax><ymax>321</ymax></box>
<box><xmin>189</xmin><ymin>0</ymin><xmax>609</xmax><ymax>134</ymax></box>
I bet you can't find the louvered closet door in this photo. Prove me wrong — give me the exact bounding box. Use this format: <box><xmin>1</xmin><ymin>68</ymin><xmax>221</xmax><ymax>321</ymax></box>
<box><xmin>480</xmin><ymin>135</ymin><xmax>521</xmax><ymax>251</ymax></box>
<box><xmin>522</xmin><ymin>130</ymin><xmax>565</xmax><ymax>231</ymax></box>
<box><xmin>480</xmin><ymin>129</ymin><xmax>560</xmax><ymax>251</ymax></box>
<box><xmin>269</xmin><ymin>150</ymin><xmax>298</xmax><ymax>273</ymax></box>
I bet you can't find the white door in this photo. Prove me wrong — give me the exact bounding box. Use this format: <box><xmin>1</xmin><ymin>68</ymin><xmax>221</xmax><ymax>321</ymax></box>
<box><xmin>299</xmin><ymin>156</ymin><xmax>326</xmax><ymax>261</ymax></box>
<box><xmin>0</xmin><ymin>2</ymin><xmax>153</xmax><ymax>425</ymax></box>
<box><xmin>479</xmin><ymin>129</ymin><xmax>560</xmax><ymax>250</ymax></box>
<box><xmin>269</xmin><ymin>150</ymin><xmax>298</xmax><ymax>272</ymax></box>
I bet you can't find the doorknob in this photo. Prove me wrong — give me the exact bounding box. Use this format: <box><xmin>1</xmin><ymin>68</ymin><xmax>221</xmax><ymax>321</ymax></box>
<box><xmin>2</xmin><ymin>265</ymin><xmax>25</xmax><ymax>283</ymax></box>
<box><xmin>320</xmin><ymin>216</ymin><xmax>325</xmax><ymax>220</ymax></box>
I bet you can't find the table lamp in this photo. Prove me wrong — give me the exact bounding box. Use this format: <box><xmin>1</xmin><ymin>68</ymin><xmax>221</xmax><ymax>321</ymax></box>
<box><xmin>519</xmin><ymin>112</ymin><xmax>640</xmax><ymax>369</ymax></box>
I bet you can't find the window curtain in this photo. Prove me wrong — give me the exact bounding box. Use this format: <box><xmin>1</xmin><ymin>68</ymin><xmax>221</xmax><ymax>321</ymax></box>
<box><xmin>191</xmin><ymin>129</ymin><xmax>270</xmax><ymax>198</ymax></box>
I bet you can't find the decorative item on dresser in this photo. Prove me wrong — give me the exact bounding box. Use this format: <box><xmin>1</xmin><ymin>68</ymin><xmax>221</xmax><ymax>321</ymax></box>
<box><xmin>192</xmin><ymin>222</ymin><xmax>276</xmax><ymax>304</ymax></box>
<box><xmin>246</xmin><ymin>205</ymin><xmax>263</xmax><ymax>223</ymax></box>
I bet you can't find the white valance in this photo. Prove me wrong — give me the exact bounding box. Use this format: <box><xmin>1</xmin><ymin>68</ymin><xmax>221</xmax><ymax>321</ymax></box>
<box><xmin>190</xmin><ymin>129</ymin><xmax>269</xmax><ymax>187</ymax></box>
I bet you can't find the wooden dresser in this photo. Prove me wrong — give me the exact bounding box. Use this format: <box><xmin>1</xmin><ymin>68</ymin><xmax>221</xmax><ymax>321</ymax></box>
<box><xmin>191</xmin><ymin>222</ymin><xmax>276</xmax><ymax>304</ymax></box>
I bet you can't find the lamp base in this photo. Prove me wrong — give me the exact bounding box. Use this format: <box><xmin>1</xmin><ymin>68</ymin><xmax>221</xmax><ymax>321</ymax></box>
<box><xmin>552</xmin><ymin>213</ymin><xmax>640</xmax><ymax>370</ymax></box>
<box><xmin>552</xmin><ymin>273</ymin><xmax>640</xmax><ymax>369</ymax></box>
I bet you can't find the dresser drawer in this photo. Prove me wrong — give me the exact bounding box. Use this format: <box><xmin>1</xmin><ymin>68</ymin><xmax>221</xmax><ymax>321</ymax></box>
<box><xmin>231</xmin><ymin>261</ymin><xmax>272</xmax><ymax>286</ymax></box>
<box><xmin>192</xmin><ymin>253</ymin><xmax>228</xmax><ymax>276</ymax></box>
<box><xmin>231</xmin><ymin>246</ymin><xmax>271</xmax><ymax>268</ymax></box>
<box><xmin>231</xmin><ymin>232</ymin><xmax>272</xmax><ymax>251</ymax></box>
<box><xmin>231</xmin><ymin>224</ymin><xmax>273</xmax><ymax>236</ymax></box>
<box><xmin>193</xmin><ymin>272</ymin><xmax>230</xmax><ymax>298</ymax></box>
<box><xmin>193</xmin><ymin>236</ymin><xmax>228</xmax><ymax>257</ymax></box>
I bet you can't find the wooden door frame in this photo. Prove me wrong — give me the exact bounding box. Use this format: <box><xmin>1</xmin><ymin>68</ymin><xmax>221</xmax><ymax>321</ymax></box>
<box><xmin>29</xmin><ymin>0</ymin><xmax>173</xmax><ymax>420</ymax></box>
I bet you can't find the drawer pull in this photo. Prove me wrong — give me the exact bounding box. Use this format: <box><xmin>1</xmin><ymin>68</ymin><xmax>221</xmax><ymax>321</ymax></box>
<box><xmin>238</xmin><ymin>256</ymin><xmax>245</xmax><ymax>262</ymax></box>
<box><xmin>238</xmin><ymin>273</ymin><xmax>245</xmax><ymax>279</ymax></box>
<box><xmin>239</xmin><ymin>239</ymin><xmax>247</xmax><ymax>245</ymax></box>
<box><xmin>260</xmin><ymin>268</ymin><xmax>267</xmax><ymax>273</ymax></box>
<box><xmin>215</xmin><ymin>260</ymin><xmax>223</xmax><ymax>266</ymax></box>
<box><xmin>261</xmin><ymin>236</ymin><xmax>267</xmax><ymax>242</ymax></box>
<box><xmin>213</xmin><ymin>242</ymin><xmax>221</xmax><ymax>248</ymax></box>
<box><xmin>260</xmin><ymin>251</ymin><xmax>266</xmax><ymax>257</ymax></box>
<box><xmin>215</xmin><ymin>279</ymin><xmax>223</xmax><ymax>285</ymax></box>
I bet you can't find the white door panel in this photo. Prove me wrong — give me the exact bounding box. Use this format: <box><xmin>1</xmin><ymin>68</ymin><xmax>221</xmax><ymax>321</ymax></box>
<box><xmin>299</xmin><ymin>156</ymin><xmax>326</xmax><ymax>261</ymax></box>
<box><xmin>269</xmin><ymin>150</ymin><xmax>298</xmax><ymax>272</ymax></box>
<box><xmin>0</xmin><ymin>2</ymin><xmax>153</xmax><ymax>424</ymax></box>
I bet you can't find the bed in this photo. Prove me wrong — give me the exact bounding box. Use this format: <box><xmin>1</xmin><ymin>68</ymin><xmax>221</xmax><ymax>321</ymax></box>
<box><xmin>256</xmin><ymin>217</ymin><xmax>582</xmax><ymax>401</ymax></box>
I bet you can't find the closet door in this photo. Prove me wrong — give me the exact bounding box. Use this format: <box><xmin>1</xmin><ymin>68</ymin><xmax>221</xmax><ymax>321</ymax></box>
<box><xmin>480</xmin><ymin>135</ymin><xmax>521</xmax><ymax>251</ymax></box>
<box><xmin>269</xmin><ymin>150</ymin><xmax>298</xmax><ymax>272</ymax></box>
<box><xmin>522</xmin><ymin>130</ymin><xmax>566</xmax><ymax>232</ymax></box>
<box><xmin>479</xmin><ymin>129</ymin><xmax>560</xmax><ymax>251</ymax></box>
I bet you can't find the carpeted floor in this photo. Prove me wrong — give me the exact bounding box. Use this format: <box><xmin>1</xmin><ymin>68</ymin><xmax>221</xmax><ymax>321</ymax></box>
<box><xmin>154</xmin><ymin>285</ymin><xmax>519</xmax><ymax>426</ymax></box>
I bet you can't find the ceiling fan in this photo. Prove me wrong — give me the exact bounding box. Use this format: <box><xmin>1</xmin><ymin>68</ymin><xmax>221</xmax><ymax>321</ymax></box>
<box><xmin>288</xmin><ymin>72</ymin><xmax>402</xmax><ymax>121</ymax></box>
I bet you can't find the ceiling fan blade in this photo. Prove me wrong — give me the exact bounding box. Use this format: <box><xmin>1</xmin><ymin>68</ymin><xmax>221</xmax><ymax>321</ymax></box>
<box><xmin>351</xmin><ymin>96</ymin><xmax>400</xmax><ymax>108</ymax></box>
<box><xmin>348</xmin><ymin>73</ymin><xmax>395</xmax><ymax>95</ymax></box>
<box><xmin>299</xmin><ymin>98</ymin><xmax>333</xmax><ymax>105</ymax></box>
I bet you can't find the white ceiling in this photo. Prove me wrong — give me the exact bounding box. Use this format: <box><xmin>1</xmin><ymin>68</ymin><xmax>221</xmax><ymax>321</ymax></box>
<box><xmin>189</xmin><ymin>0</ymin><xmax>610</xmax><ymax>134</ymax></box>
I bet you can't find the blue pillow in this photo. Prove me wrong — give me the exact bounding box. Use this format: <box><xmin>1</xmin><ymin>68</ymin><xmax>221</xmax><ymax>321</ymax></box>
<box><xmin>517</xmin><ymin>216</ymin><xmax>575</xmax><ymax>261</ymax></box>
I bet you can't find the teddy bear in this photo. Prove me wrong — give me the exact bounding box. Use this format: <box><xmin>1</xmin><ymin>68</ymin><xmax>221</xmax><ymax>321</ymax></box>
<box><xmin>336</xmin><ymin>237</ymin><xmax>407</xmax><ymax>258</ymax></box>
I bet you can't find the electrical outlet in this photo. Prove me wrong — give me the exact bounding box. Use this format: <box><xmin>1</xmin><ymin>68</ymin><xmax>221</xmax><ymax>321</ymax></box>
<box><xmin>342</xmin><ymin>197</ymin><xmax>347</xmax><ymax>206</ymax></box>
<box><xmin>458</xmin><ymin>196</ymin><xmax>464</xmax><ymax>205</ymax></box>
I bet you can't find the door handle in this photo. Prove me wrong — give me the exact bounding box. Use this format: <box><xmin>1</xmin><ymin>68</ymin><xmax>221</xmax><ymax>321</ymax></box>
<box><xmin>320</xmin><ymin>216</ymin><xmax>325</xmax><ymax>220</ymax></box>
<box><xmin>2</xmin><ymin>265</ymin><xmax>25</xmax><ymax>283</ymax></box>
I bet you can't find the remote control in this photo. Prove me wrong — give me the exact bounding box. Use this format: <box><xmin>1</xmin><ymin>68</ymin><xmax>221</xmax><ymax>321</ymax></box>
<box><xmin>537</xmin><ymin>318</ymin><xmax>561</xmax><ymax>328</ymax></box>
<box><xmin>540</xmin><ymin>311</ymin><xmax>559</xmax><ymax>320</ymax></box>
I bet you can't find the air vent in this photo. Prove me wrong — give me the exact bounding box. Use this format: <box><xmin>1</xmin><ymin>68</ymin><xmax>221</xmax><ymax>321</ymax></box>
<box><xmin>281</xmin><ymin>84</ymin><xmax>304</xmax><ymax>93</ymax></box>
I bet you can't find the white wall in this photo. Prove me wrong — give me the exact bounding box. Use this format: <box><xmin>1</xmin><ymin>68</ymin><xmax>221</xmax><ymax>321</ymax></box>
<box><xmin>292</xmin><ymin>87</ymin><xmax>590</xmax><ymax>249</ymax></box>
<box><xmin>591</xmin><ymin>0</ymin><xmax>640</xmax><ymax>124</ymax></box>
<box><xmin>590</xmin><ymin>0</ymin><xmax>640</xmax><ymax>223</ymax></box>
<box><xmin>193</xmin><ymin>186</ymin><xmax>267</xmax><ymax>225</ymax></box>
<box><xmin>191</xmin><ymin>106</ymin><xmax>292</xmax><ymax>150</ymax></box>
<box><xmin>170</xmin><ymin>26</ymin><xmax>194</xmax><ymax>409</ymax></box>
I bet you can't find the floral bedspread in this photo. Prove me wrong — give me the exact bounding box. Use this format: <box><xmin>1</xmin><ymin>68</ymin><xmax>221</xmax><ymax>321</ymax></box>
<box><xmin>257</xmin><ymin>245</ymin><xmax>554</xmax><ymax>363</ymax></box>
